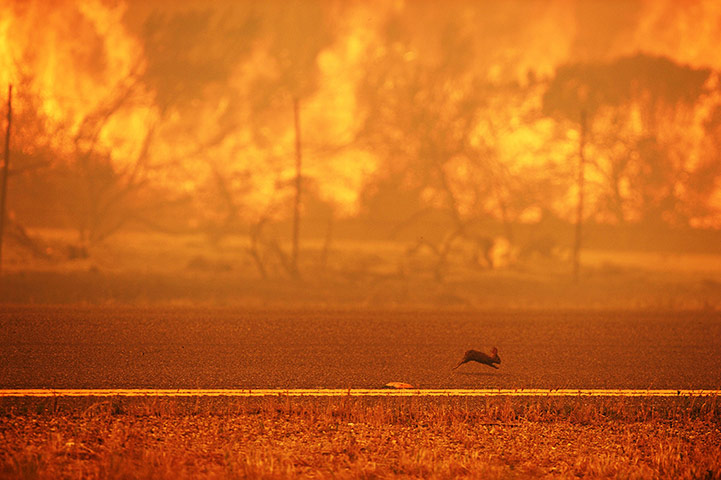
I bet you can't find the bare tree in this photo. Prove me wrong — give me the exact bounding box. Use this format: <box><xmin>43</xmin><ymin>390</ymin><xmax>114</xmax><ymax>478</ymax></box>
<box><xmin>62</xmin><ymin>71</ymin><xmax>159</xmax><ymax>248</ymax></box>
<box><xmin>544</xmin><ymin>54</ymin><xmax>715</xmax><ymax>229</ymax></box>
<box><xmin>356</xmin><ymin>13</ymin><xmax>551</xmax><ymax>280</ymax></box>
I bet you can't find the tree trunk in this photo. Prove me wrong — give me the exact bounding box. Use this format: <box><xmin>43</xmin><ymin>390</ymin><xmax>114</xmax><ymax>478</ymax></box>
<box><xmin>0</xmin><ymin>85</ymin><xmax>12</xmax><ymax>274</ymax></box>
<box><xmin>291</xmin><ymin>96</ymin><xmax>302</xmax><ymax>278</ymax></box>
<box><xmin>572</xmin><ymin>109</ymin><xmax>586</xmax><ymax>283</ymax></box>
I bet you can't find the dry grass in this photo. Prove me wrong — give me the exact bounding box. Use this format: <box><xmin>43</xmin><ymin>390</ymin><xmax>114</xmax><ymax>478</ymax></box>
<box><xmin>1</xmin><ymin>396</ymin><xmax>720</xmax><ymax>479</ymax></box>
<box><xmin>3</xmin><ymin>228</ymin><xmax>721</xmax><ymax>310</ymax></box>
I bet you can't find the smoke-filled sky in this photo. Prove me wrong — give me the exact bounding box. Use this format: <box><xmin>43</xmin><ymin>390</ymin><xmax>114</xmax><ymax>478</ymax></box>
<box><xmin>1</xmin><ymin>0</ymin><xmax>721</xmax><ymax>235</ymax></box>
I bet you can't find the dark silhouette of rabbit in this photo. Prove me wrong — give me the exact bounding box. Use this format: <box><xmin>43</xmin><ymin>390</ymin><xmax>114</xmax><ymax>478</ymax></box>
<box><xmin>453</xmin><ymin>347</ymin><xmax>501</xmax><ymax>370</ymax></box>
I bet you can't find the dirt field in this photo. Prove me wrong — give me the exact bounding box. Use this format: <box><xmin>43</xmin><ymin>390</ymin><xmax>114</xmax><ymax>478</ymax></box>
<box><xmin>1</xmin><ymin>396</ymin><xmax>720</xmax><ymax>479</ymax></box>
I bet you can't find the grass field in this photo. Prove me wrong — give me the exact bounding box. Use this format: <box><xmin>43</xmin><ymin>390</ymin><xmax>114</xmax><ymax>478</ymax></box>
<box><xmin>1</xmin><ymin>396</ymin><xmax>720</xmax><ymax>479</ymax></box>
<box><xmin>3</xmin><ymin>228</ymin><xmax>721</xmax><ymax>310</ymax></box>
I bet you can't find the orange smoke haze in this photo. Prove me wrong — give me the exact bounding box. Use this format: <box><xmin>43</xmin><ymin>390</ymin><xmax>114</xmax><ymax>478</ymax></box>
<box><xmin>1</xmin><ymin>0</ymin><xmax>720</xmax><ymax>238</ymax></box>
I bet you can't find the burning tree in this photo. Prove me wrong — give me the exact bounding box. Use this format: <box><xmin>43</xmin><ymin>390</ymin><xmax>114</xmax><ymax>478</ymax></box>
<box><xmin>356</xmin><ymin>3</ymin><xmax>569</xmax><ymax>280</ymax></box>
<box><xmin>0</xmin><ymin>1</ymin><xmax>177</xmax><ymax>256</ymax></box>
<box><xmin>243</xmin><ymin>1</ymin><xmax>336</xmax><ymax>278</ymax></box>
<box><xmin>140</xmin><ymin>1</ymin><xmax>339</xmax><ymax>279</ymax></box>
<box><xmin>544</xmin><ymin>54</ymin><xmax>719</xmax><ymax>228</ymax></box>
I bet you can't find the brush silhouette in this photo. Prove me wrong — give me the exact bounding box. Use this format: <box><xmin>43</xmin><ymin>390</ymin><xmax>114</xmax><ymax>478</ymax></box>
<box><xmin>453</xmin><ymin>347</ymin><xmax>501</xmax><ymax>370</ymax></box>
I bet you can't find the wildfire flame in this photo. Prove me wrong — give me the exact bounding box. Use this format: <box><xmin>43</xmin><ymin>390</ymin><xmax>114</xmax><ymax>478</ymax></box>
<box><xmin>1</xmin><ymin>0</ymin><xmax>720</xmax><ymax>228</ymax></box>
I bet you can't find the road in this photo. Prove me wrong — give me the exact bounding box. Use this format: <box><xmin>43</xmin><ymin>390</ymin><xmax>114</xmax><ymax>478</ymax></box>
<box><xmin>1</xmin><ymin>305</ymin><xmax>720</xmax><ymax>389</ymax></box>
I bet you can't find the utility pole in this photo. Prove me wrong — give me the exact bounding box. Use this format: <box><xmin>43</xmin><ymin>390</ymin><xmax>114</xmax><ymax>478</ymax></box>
<box><xmin>572</xmin><ymin>109</ymin><xmax>586</xmax><ymax>283</ymax></box>
<box><xmin>291</xmin><ymin>96</ymin><xmax>302</xmax><ymax>278</ymax></box>
<box><xmin>0</xmin><ymin>85</ymin><xmax>12</xmax><ymax>274</ymax></box>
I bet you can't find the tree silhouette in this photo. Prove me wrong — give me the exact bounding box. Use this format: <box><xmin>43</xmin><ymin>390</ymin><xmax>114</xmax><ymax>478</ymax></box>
<box><xmin>544</xmin><ymin>54</ymin><xmax>714</xmax><ymax>227</ymax></box>
<box><xmin>249</xmin><ymin>1</ymin><xmax>336</xmax><ymax>278</ymax></box>
<box><xmin>356</xmin><ymin>10</ymin><xmax>514</xmax><ymax>280</ymax></box>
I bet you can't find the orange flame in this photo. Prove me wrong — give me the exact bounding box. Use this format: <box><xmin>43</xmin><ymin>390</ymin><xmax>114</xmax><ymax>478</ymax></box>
<box><xmin>1</xmin><ymin>0</ymin><xmax>720</xmax><ymax>228</ymax></box>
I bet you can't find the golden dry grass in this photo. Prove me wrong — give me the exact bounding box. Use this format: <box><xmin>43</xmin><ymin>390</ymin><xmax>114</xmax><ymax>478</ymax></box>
<box><xmin>3</xmin><ymin>228</ymin><xmax>721</xmax><ymax>310</ymax></box>
<box><xmin>1</xmin><ymin>396</ymin><xmax>720</xmax><ymax>479</ymax></box>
